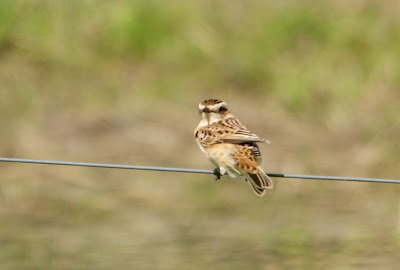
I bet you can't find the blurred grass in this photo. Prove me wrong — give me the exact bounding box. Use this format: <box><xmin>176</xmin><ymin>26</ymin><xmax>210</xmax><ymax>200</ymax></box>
<box><xmin>1</xmin><ymin>1</ymin><xmax>399</xmax><ymax>117</ymax></box>
<box><xmin>0</xmin><ymin>0</ymin><xmax>400</xmax><ymax>269</ymax></box>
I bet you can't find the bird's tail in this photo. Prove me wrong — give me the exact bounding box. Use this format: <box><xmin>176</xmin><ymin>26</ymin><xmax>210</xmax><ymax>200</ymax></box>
<box><xmin>243</xmin><ymin>168</ymin><xmax>273</xmax><ymax>197</ymax></box>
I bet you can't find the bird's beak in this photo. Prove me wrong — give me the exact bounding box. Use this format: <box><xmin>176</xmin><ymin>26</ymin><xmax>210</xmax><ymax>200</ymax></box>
<box><xmin>202</xmin><ymin>108</ymin><xmax>211</xmax><ymax>113</ymax></box>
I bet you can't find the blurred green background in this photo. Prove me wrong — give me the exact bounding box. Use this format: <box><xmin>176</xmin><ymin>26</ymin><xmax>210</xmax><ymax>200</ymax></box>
<box><xmin>1</xmin><ymin>0</ymin><xmax>400</xmax><ymax>269</ymax></box>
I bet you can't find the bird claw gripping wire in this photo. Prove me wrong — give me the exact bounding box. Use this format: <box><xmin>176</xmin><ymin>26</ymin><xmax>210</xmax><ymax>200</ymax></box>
<box><xmin>213</xmin><ymin>168</ymin><xmax>222</xmax><ymax>180</ymax></box>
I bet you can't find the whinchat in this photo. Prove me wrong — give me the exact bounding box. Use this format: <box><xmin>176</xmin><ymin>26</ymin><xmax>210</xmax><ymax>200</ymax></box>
<box><xmin>194</xmin><ymin>99</ymin><xmax>273</xmax><ymax>197</ymax></box>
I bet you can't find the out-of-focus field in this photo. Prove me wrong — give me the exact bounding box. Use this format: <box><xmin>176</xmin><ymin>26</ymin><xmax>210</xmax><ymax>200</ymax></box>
<box><xmin>1</xmin><ymin>0</ymin><xmax>400</xmax><ymax>269</ymax></box>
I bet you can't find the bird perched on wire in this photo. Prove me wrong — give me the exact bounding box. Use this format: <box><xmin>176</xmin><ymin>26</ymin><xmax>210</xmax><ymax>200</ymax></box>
<box><xmin>194</xmin><ymin>99</ymin><xmax>273</xmax><ymax>197</ymax></box>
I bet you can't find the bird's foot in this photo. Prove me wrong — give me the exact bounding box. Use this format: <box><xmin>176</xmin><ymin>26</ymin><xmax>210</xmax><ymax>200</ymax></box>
<box><xmin>213</xmin><ymin>168</ymin><xmax>222</xmax><ymax>181</ymax></box>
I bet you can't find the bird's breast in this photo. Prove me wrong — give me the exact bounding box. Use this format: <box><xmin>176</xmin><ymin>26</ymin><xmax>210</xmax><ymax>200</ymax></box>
<box><xmin>205</xmin><ymin>144</ymin><xmax>235</xmax><ymax>164</ymax></box>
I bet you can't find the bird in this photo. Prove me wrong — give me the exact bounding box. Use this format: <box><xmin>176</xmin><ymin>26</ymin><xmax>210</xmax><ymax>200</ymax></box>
<box><xmin>194</xmin><ymin>99</ymin><xmax>273</xmax><ymax>197</ymax></box>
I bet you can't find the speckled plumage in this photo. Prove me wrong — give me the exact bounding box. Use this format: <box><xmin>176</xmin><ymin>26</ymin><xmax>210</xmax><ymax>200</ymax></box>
<box><xmin>194</xmin><ymin>99</ymin><xmax>273</xmax><ymax>197</ymax></box>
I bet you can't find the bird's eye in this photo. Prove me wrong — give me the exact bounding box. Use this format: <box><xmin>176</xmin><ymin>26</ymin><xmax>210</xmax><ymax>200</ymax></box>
<box><xmin>219</xmin><ymin>107</ymin><xmax>226</xmax><ymax>112</ymax></box>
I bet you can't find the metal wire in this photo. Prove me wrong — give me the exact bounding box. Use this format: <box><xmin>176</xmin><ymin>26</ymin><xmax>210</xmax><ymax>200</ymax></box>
<box><xmin>0</xmin><ymin>157</ymin><xmax>399</xmax><ymax>184</ymax></box>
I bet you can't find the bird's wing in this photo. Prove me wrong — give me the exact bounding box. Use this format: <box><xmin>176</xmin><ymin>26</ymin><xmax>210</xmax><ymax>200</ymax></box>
<box><xmin>195</xmin><ymin>116</ymin><xmax>269</xmax><ymax>147</ymax></box>
<box><xmin>218</xmin><ymin>117</ymin><xmax>269</xmax><ymax>143</ymax></box>
<box><xmin>246</xmin><ymin>142</ymin><xmax>263</xmax><ymax>164</ymax></box>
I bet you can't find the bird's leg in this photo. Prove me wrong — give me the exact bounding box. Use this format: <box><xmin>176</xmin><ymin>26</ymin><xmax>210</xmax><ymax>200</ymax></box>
<box><xmin>213</xmin><ymin>167</ymin><xmax>222</xmax><ymax>181</ymax></box>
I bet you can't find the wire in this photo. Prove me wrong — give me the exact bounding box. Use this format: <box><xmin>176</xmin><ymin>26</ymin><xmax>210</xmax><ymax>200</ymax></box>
<box><xmin>0</xmin><ymin>157</ymin><xmax>399</xmax><ymax>184</ymax></box>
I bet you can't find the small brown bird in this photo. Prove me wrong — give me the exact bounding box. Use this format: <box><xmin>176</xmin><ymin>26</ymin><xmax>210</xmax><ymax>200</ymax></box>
<box><xmin>194</xmin><ymin>99</ymin><xmax>273</xmax><ymax>197</ymax></box>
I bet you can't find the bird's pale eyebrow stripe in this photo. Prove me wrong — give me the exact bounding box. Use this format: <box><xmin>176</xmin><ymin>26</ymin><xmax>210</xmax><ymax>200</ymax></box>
<box><xmin>207</xmin><ymin>102</ymin><xmax>227</xmax><ymax>111</ymax></box>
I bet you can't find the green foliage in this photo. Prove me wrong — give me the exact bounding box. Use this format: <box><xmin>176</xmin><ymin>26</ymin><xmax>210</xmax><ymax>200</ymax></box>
<box><xmin>102</xmin><ymin>1</ymin><xmax>184</xmax><ymax>59</ymax></box>
<box><xmin>3</xmin><ymin>0</ymin><xmax>400</xmax><ymax>112</ymax></box>
<box><xmin>0</xmin><ymin>0</ymin><xmax>19</xmax><ymax>52</ymax></box>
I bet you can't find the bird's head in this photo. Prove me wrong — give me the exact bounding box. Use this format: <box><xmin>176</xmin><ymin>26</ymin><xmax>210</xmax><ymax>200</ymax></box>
<box><xmin>198</xmin><ymin>99</ymin><xmax>229</xmax><ymax>124</ymax></box>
